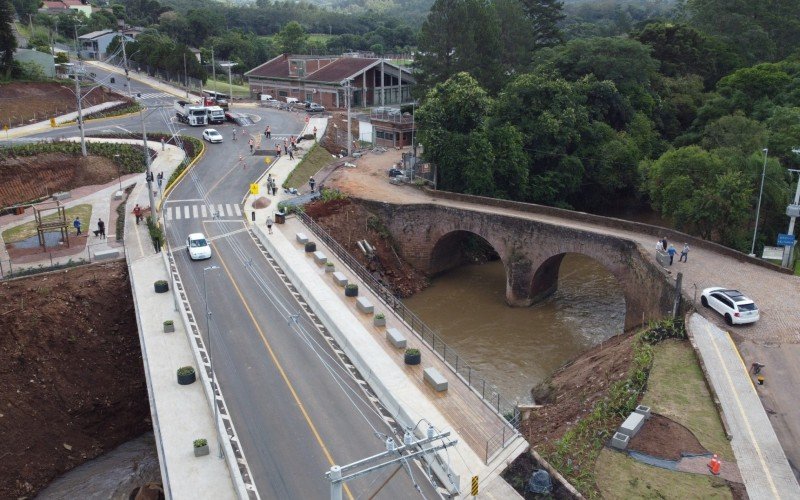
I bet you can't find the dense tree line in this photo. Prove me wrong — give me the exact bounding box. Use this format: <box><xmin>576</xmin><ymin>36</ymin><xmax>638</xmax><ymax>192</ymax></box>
<box><xmin>415</xmin><ymin>0</ymin><xmax>800</xmax><ymax>254</ymax></box>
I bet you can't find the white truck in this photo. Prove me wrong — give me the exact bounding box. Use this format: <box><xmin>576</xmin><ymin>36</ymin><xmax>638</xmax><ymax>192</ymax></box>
<box><xmin>174</xmin><ymin>100</ymin><xmax>208</xmax><ymax>126</ymax></box>
<box><xmin>206</xmin><ymin>106</ymin><xmax>225</xmax><ymax>124</ymax></box>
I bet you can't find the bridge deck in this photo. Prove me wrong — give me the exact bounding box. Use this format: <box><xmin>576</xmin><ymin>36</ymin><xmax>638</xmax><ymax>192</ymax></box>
<box><xmin>281</xmin><ymin>218</ymin><xmax>516</xmax><ymax>463</ymax></box>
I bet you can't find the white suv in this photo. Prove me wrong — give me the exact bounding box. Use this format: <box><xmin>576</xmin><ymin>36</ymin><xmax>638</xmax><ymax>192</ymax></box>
<box><xmin>700</xmin><ymin>287</ymin><xmax>759</xmax><ymax>325</ymax></box>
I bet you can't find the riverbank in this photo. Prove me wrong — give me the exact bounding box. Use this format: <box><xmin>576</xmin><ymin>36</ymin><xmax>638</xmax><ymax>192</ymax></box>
<box><xmin>0</xmin><ymin>260</ymin><xmax>152</xmax><ymax>498</ymax></box>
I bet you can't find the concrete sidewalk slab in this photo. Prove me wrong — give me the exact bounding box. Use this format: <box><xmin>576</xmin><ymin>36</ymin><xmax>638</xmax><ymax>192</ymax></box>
<box><xmin>688</xmin><ymin>314</ymin><xmax>800</xmax><ymax>500</ymax></box>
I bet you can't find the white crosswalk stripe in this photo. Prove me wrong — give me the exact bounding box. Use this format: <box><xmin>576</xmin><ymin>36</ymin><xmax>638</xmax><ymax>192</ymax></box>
<box><xmin>135</xmin><ymin>91</ymin><xmax>174</xmax><ymax>100</ymax></box>
<box><xmin>164</xmin><ymin>203</ymin><xmax>243</xmax><ymax>221</ymax></box>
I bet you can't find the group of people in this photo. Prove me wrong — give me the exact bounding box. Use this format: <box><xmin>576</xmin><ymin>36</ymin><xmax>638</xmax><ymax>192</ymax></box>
<box><xmin>266</xmin><ymin>174</ymin><xmax>278</xmax><ymax>196</ymax></box>
<box><xmin>72</xmin><ymin>216</ymin><xmax>105</xmax><ymax>238</ymax></box>
<box><xmin>657</xmin><ymin>237</ymin><xmax>689</xmax><ymax>265</ymax></box>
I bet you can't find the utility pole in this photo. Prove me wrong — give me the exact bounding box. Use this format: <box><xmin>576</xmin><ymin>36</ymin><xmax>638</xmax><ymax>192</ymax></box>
<box><xmin>342</xmin><ymin>79</ymin><xmax>352</xmax><ymax>156</ymax></box>
<box><xmin>183</xmin><ymin>51</ymin><xmax>188</xmax><ymax>98</ymax></box>
<box><xmin>325</xmin><ymin>427</ymin><xmax>457</xmax><ymax>500</ymax></box>
<box><xmin>120</xmin><ymin>31</ymin><xmax>132</xmax><ymax>98</ymax></box>
<box><xmin>211</xmin><ymin>47</ymin><xmax>216</xmax><ymax>94</ymax></box>
<box><xmin>69</xmin><ymin>63</ymin><xmax>87</xmax><ymax>157</ymax></box>
<box><xmin>750</xmin><ymin>148</ymin><xmax>768</xmax><ymax>257</ymax></box>
<box><xmin>783</xmin><ymin>155</ymin><xmax>800</xmax><ymax>267</ymax></box>
<box><xmin>140</xmin><ymin>109</ymin><xmax>157</xmax><ymax>226</ymax></box>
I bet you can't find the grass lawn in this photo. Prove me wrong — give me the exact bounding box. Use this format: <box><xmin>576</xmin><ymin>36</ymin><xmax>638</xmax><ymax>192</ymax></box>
<box><xmin>640</xmin><ymin>339</ymin><xmax>734</xmax><ymax>461</ymax></box>
<box><xmin>308</xmin><ymin>33</ymin><xmax>334</xmax><ymax>43</ymax></box>
<box><xmin>595</xmin><ymin>448</ymin><xmax>733</xmax><ymax>499</ymax></box>
<box><xmin>283</xmin><ymin>143</ymin><xmax>335</xmax><ymax>189</ymax></box>
<box><xmin>2</xmin><ymin>204</ymin><xmax>93</xmax><ymax>243</ymax></box>
<box><xmin>204</xmin><ymin>78</ymin><xmax>250</xmax><ymax>98</ymax></box>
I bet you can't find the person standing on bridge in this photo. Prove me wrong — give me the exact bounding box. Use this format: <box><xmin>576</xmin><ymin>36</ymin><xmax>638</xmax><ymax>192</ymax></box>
<box><xmin>667</xmin><ymin>243</ymin><xmax>677</xmax><ymax>265</ymax></box>
<box><xmin>679</xmin><ymin>243</ymin><xmax>689</xmax><ymax>262</ymax></box>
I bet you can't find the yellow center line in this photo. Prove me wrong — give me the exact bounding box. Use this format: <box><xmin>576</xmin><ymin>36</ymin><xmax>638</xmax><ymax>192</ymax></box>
<box><xmin>704</xmin><ymin>323</ymin><xmax>780</xmax><ymax>497</ymax></box>
<box><xmin>133</xmin><ymin>216</ymin><xmax>144</xmax><ymax>255</ymax></box>
<box><xmin>208</xmin><ymin>236</ymin><xmax>354</xmax><ymax>500</ymax></box>
<box><xmin>206</xmin><ymin>156</ymin><xmax>247</xmax><ymax>197</ymax></box>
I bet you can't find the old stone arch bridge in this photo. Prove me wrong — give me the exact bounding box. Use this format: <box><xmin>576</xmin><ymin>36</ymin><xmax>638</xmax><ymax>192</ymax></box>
<box><xmin>362</xmin><ymin>198</ymin><xmax>678</xmax><ymax>330</ymax></box>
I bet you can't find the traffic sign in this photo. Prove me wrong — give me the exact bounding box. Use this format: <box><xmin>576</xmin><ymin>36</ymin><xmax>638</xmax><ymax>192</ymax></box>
<box><xmin>777</xmin><ymin>233</ymin><xmax>796</xmax><ymax>246</ymax></box>
<box><xmin>2</xmin><ymin>124</ymin><xmax>7</xmax><ymax>131</ymax></box>
<box><xmin>471</xmin><ymin>476</ymin><xmax>478</xmax><ymax>496</ymax></box>
<box><xmin>250</xmin><ymin>183</ymin><xmax>259</xmax><ymax>195</ymax></box>
<box><xmin>50</xmin><ymin>117</ymin><xmax>56</xmax><ymax>128</ymax></box>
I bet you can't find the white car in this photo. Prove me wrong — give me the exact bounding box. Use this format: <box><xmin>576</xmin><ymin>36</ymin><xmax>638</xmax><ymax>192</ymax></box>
<box><xmin>186</xmin><ymin>233</ymin><xmax>212</xmax><ymax>260</ymax></box>
<box><xmin>202</xmin><ymin>128</ymin><xmax>223</xmax><ymax>143</ymax></box>
<box><xmin>700</xmin><ymin>287</ymin><xmax>759</xmax><ymax>325</ymax></box>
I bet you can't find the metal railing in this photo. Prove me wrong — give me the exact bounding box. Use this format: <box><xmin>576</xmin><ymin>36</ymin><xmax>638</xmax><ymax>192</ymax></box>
<box><xmin>0</xmin><ymin>241</ymin><xmax>126</xmax><ymax>280</ymax></box>
<box><xmin>296</xmin><ymin>212</ymin><xmax>520</xmax><ymax>462</ymax></box>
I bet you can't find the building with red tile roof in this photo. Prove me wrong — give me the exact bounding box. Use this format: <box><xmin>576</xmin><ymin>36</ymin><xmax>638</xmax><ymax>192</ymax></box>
<box><xmin>244</xmin><ymin>53</ymin><xmax>415</xmax><ymax>110</ymax></box>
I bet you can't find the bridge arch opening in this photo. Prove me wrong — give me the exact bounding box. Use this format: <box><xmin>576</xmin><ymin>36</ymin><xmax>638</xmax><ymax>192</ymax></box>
<box><xmin>529</xmin><ymin>252</ymin><xmax>626</xmax><ymax>323</ymax></box>
<box><xmin>428</xmin><ymin>230</ymin><xmax>501</xmax><ymax>277</ymax></box>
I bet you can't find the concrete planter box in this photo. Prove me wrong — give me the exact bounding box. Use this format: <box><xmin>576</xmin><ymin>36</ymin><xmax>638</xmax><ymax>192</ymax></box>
<box><xmin>404</xmin><ymin>349</ymin><xmax>421</xmax><ymax>365</ymax></box>
<box><xmin>611</xmin><ymin>432</ymin><xmax>630</xmax><ymax>450</ymax></box>
<box><xmin>373</xmin><ymin>315</ymin><xmax>386</xmax><ymax>326</ymax></box>
<box><xmin>325</xmin><ymin>263</ymin><xmax>335</xmax><ymax>273</ymax></box>
<box><xmin>304</xmin><ymin>242</ymin><xmax>317</xmax><ymax>253</ymax></box>
<box><xmin>194</xmin><ymin>439</ymin><xmax>209</xmax><ymax>457</ymax></box>
<box><xmin>177</xmin><ymin>367</ymin><xmax>196</xmax><ymax>385</ymax></box>
<box><xmin>345</xmin><ymin>284</ymin><xmax>358</xmax><ymax>297</ymax></box>
<box><xmin>163</xmin><ymin>321</ymin><xmax>175</xmax><ymax>333</ymax></box>
<box><xmin>154</xmin><ymin>280</ymin><xmax>169</xmax><ymax>293</ymax></box>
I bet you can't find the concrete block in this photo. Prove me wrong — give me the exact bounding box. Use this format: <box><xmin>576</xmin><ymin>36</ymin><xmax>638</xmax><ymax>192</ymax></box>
<box><xmin>635</xmin><ymin>405</ymin><xmax>652</xmax><ymax>419</ymax></box>
<box><xmin>356</xmin><ymin>297</ymin><xmax>374</xmax><ymax>314</ymax></box>
<box><xmin>93</xmin><ymin>249</ymin><xmax>120</xmax><ymax>260</ymax></box>
<box><xmin>52</xmin><ymin>191</ymin><xmax>71</xmax><ymax>201</ymax></box>
<box><xmin>332</xmin><ymin>271</ymin><xmax>348</xmax><ymax>287</ymax></box>
<box><xmin>313</xmin><ymin>251</ymin><xmax>327</xmax><ymax>265</ymax></box>
<box><xmin>611</xmin><ymin>432</ymin><xmax>630</xmax><ymax>450</ymax></box>
<box><xmin>296</xmin><ymin>232</ymin><xmax>309</xmax><ymax>244</ymax></box>
<box><xmin>114</xmin><ymin>190</ymin><xmax>123</xmax><ymax>200</ymax></box>
<box><xmin>423</xmin><ymin>367</ymin><xmax>448</xmax><ymax>392</ymax></box>
<box><xmin>386</xmin><ymin>328</ymin><xmax>406</xmax><ymax>349</ymax></box>
<box><xmin>619</xmin><ymin>412</ymin><xmax>645</xmax><ymax>437</ymax></box>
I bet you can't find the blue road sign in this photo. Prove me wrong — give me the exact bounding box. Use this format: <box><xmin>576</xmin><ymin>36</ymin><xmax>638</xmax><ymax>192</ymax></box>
<box><xmin>777</xmin><ymin>233</ymin><xmax>796</xmax><ymax>246</ymax></box>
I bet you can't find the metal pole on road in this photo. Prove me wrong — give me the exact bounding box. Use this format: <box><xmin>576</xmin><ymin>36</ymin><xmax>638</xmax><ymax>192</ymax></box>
<box><xmin>750</xmin><ymin>148</ymin><xmax>768</xmax><ymax>257</ymax></box>
<box><xmin>203</xmin><ymin>265</ymin><xmax>222</xmax><ymax>458</ymax></box>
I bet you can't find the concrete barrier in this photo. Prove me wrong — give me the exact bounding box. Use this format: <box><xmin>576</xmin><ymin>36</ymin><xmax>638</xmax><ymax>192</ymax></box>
<box><xmin>386</xmin><ymin>328</ymin><xmax>407</xmax><ymax>349</ymax></box>
<box><xmin>356</xmin><ymin>297</ymin><xmax>374</xmax><ymax>314</ymax></box>
<box><xmin>332</xmin><ymin>271</ymin><xmax>348</xmax><ymax>287</ymax></box>
<box><xmin>93</xmin><ymin>249</ymin><xmax>120</xmax><ymax>260</ymax></box>
<box><xmin>313</xmin><ymin>251</ymin><xmax>327</xmax><ymax>265</ymax></box>
<box><xmin>296</xmin><ymin>232</ymin><xmax>309</xmax><ymax>244</ymax></box>
<box><xmin>424</xmin><ymin>367</ymin><xmax>448</xmax><ymax>392</ymax></box>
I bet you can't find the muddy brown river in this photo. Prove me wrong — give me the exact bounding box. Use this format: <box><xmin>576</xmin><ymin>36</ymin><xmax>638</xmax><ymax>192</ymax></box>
<box><xmin>403</xmin><ymin>254</ymin><xmax>626</xmax><ymax>403</ymax></box>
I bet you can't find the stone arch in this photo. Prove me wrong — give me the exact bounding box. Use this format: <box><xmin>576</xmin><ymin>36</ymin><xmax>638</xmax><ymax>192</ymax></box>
<box><xmin>428</xmin><ymin>230</ymin><xmax>503</xmax><ymax>276</ymax></box>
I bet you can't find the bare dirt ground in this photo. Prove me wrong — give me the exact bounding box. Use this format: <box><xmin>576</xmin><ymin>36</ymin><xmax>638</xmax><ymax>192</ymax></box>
<box><xmin>0</xmin><ymin>152</ymin><xmax>121</xmax><ymax>208</ymax></box>
<box><xmin>0</xmin><ymin>260</ymin><xmax>150</xmax><ymax>499</ymax></box>
<box><xmin>0</xmin><ymin>82</ymin><xmax>128</xmax><ymax>127</ymax></box>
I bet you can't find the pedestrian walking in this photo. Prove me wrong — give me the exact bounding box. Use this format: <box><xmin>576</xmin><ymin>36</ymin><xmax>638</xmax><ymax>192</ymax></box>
<box><xmin>656</xmin><ymin>240</ymin><xmax>662</xmax><ymax>253</ymax></box>
<box><xmin>661</xmin><ymin>237</ymin><xmax>668</xmax><ymax>251</ymax></box>
<box><xmin>679</xmin><ymin>243</ymin><xmax>690</xmax><ymax>262</ymax></box>
<box><xmin>266</xmin><ymin>215</ymin><xmax>274</xmax><ymax>234</ymax></box>
<box><xmin>94</xmin><ymin>218</ymin><xmax>106</xmax><ymax>238</ymax></box>
<box><xmin>232</xmin><ymin>129</ymin><xmax>237</xmax><ymax>141</ymax></box>
<box><xmin>249</xmin><ymin>138</ymin><xmax>254</xmax><ymax>153</ymax></box>
<box><xmin>667</xmin><ymin>244</ymin><xmax>677</xmax><ymax>265</ymax></box>
<box><xmin>313</xmin><ymin>126</ymin><xmax>318</xmax><ymax>140</ymax></box>
<box><xmin>288</xmin><ymin>148</ymin><xmax>294</xmax><ymax>160</ymax></box>
<box><xmin>275</xmin><ymin>144</ymin><xmax>281</xmax><ymax>157</ymax></box>
<box><xmin>157</xmin><ymin>172</ymin><xmax>163</xmax><ymax>189</ymax></box>
<box><xmin>160</xmin><ymin>138</ymin><xmax>165</xmax><ymax>151</ymax></box>
<box><xmin>309</xmin><ymin>176</ymin><xmax>316</xmax><ymax>193</ymax></box>
<box><xmin>73</xmin><ymin>216</ymin><xmax>82</xmax><ymax>236</ymax></box>
<box><xmin>272</xmin><ymin>183</ymin><xmax>277</xmax><ymax>196</ymax></box>
<box><xmin>290</xmin><ymin>135</ymin><xmax>296</xmax><ymax>150</ymax></box>
<box><xmin>266</xmin><ymin>125</ymin><xmax>271</xmax><ymax>139</ymax></box>
<box><xmin>133</xmin><ymin>204</ymin><xmax>142</xmax><ymax>225</ymax></box>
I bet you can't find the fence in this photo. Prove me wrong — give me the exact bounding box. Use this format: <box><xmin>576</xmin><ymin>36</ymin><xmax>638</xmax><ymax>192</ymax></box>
<box><xmin>296</xmin><ymin>212</ymin><xmax>520</xmax><ymax>462</ymax></box>
<box><xmin>0</xmin><ymin>242</ymin><xmax>126</xmax><ymax>280</ymax></box>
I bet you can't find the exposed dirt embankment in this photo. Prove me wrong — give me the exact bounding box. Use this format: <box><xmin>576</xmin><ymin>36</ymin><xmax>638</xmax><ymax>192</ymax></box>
<box><xmin>0</xmin><ymin>81</ymin><xmax>128</xmax><ymax>126</ymax></box>
<box><xmin>0</xmin><ymin>261</ymin><xmax>151</xmax><ymax>498</ymax></box>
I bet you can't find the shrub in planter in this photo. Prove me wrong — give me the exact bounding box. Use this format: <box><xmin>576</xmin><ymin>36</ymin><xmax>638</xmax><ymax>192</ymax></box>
<box><xmin>163</xmin><ymin>320</ymin><xmax>175</xmax><ymax>333</ymax></box>
<box><xmin>154</xmin><ymin>280</ymin><xmax>169</xmax><ymax>293</ymax></box>
<box><xmin>374</xmin><ymin>313</ymin><xmax>386</xmax><ymax>327</ymax></box>
<box><xmin>193</xmin><ymin>438</ymin><xmax>209</xmax><ymax>457</ymax></box>
<box><xmin>404</xmin><ymin>348</ymin><xmax>421</xmax><ymax>365</ymax></box>
<box><xmin>305</xmin><ymin>241</ymin><xmax>316</xmax><ymax>252</ymax></box>
<box><xmin>325</xmin><ymin>262</ymin><xmax>335</xmax><ymax>273</ymax></box>
<box><xmin>177</xmin><ymin>366</ymin><xmax>196</xmax><ymax>385</ymax></box>
<box><xmin>345</xmin><ymin>283</ymin><xmax>359</xmax><ymax>297</ymax></box>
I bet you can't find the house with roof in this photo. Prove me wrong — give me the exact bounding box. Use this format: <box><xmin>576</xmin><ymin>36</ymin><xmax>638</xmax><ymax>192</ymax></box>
<box><xmin>244</xmin><ymin>54</ymin><xmax>415</xmax><ymax>110</ymax></box>
<box><xmin>39</xmin><ymin>0</ymin><xmax>92</xmax><ymax>17</ymax></box>
<box><xmin>78</xmin><ymin>30</ymin><xmax>131</xmax><ymax>60</ymax></box>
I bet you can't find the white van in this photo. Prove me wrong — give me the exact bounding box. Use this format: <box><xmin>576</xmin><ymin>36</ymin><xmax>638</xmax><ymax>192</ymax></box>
<box><xmin>285</xmin><ymin>97</ymin><xmax>299</xmax><ymax>104</ymax></box>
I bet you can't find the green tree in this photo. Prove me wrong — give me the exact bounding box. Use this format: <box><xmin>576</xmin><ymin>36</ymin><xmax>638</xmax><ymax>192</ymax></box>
<box><xmin>0</xmin><ymin>0</ymin><xmax>16</xmax><ymax>79</ymax></box>
<box><xmin>701</xmin><ymin>113</ymin><xmax>767</xmax><ymax>154</ymax></box>
<box><xmin>519</xmin><ymin>0</ymin><xmax>564</xmax><ymax>49</ymax></box>
<box><xmin>11</xmin><ymin>0</ymin><xmax>38</xmax><ymax>17</ymax></box>
<box><xmin>277</xmin><ymin>21</ymin><xmax>308</xmax><ymax>54</ymax></box>
<box><xmin>415</xmin><ymin>0</ymin><xmax>503</xmax><ymax>93</ymax></box>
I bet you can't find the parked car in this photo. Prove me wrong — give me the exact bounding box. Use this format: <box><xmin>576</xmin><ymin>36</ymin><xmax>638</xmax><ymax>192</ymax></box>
<box><xmin>202</xmin><ymin>128</ymin><xmax>223</xmax><ymax>143</ymax></box>
<box><xmin>700</xmin><ymin>287</ymin><xmax>760</xmax><ymax>325</ymax></box>
<box><xmin>306</xmin><ymin>103</ymin><xmax>325</xmax><ymax>113</ymax></box>
<box><xmin>186</xmin><ymin>233</ymin><xmax>212</xmax><ymax>260</ymax></box>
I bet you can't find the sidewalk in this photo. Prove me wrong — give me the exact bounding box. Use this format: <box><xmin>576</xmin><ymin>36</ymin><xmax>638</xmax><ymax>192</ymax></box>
<box><xmin>244</xmin><ymin>117</ymin><xmax>525</xmax><ymax>498</ymax></box>
<box><xmin>5</xmin><ymin>101</ymin><xmax>125</xmax><ymax>139</ymax></box>
<box><xmin>688</xmin><ymin>314</ymin><xmax>800</xmax><ymax>500</ymax></box>
<box><xmin>86</xmin><ymin>60</ymin><xmax>202</xmax><ymax>102</ymax></box>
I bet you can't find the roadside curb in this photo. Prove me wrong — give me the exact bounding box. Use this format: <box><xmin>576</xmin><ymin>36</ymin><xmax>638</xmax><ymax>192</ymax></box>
<box><xmin>160</xmin><ymin>139</ymin><xmax>206</xmax><ymax>211</ymax></box>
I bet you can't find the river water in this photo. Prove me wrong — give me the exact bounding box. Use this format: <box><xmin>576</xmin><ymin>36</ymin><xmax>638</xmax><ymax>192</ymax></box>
<box><xmin>403</xmin><ymin>254</ymin><xmax>626</xmax><ymax>403</ymax></box>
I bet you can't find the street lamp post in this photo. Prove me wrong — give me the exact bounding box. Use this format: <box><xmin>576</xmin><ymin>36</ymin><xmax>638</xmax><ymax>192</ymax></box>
<box><xmin>114</xmin><ymin>153</ymin><xmax>121</xmax><ymax>190</ymax></box>
<box><xmin>63</xmin><ymin>63</ymin><xmax>87</xmax><ymax>157</ymax></box>
<box><xmin>203</xmin><ymin>265</ymin><xmax>222</xmax><ymax>458</ymax></box>
<box><xmin>220</xmin><ymin>62</ymin><xmax>237</xmax><ymax>109</ymax></box>
<box><xmin>750</xmin><ymin>148</ymin><xmax>769</xmax><ymax>257</ymax></box>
